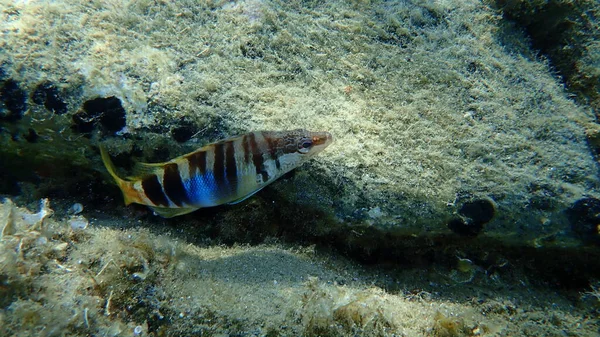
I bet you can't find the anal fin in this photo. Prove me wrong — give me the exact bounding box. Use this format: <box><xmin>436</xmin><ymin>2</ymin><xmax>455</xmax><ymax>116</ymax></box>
<box><xmin>149</xmin><ymin>206</ymin><xmax>200</xmax><ymax>218</ymax></box>
<box><xmin>226</xmin><ymin>187</ymin><xmax>265</xmax><ymax>205</ymax></box>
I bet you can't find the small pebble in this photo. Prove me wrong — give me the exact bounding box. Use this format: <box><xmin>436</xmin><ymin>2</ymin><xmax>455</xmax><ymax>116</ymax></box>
<box><xmin>53</xmin><ymin>242</ymin><xmax>69</xmax><ymax>251</ymax></box>
<box><xmin>68</xmin><ymin>215</ymin><xmax>88</xmax><ymax>230</ymax></box>
<box><xmin>69</xmin><ymin>203</ymin><xmax>84</xmax><ymax>215</ymax></box>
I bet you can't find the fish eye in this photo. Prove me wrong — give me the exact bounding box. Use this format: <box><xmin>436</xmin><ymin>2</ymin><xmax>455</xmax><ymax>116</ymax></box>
<box><xmin>298</xmin><ymin>139</ymin><xmax>313</xmax><ymax>153</ymax></box>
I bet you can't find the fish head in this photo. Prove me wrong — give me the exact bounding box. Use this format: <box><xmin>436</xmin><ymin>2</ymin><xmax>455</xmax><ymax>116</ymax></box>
<box><xmin>259</xmin><ymin>129</ymin><xmax>333</xmax><ymax>176</ymax></box>
<box><xmin>289</xmin><ymin>129</ymin><xmax>333</xmax><ymax>157</ymax></box>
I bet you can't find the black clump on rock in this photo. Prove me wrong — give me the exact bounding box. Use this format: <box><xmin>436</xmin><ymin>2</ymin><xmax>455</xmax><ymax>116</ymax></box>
<box><xmin>71</xmin><ymin>110</ymin><xmax>95</xmax><ymax>134</ymax></box>
<box><xmin>87</xmin><ymin>96</ymin><xmax>126</xmax><ymax>133</ymax></box>
<box><xmin>23</xmin><ymin>128</ymin><xmax>38</xmax><ymax>143</ymax></box>
<box><xmin>448</xmin><ymin>198</ymin><xmax>496</xmax><ymax>237</ymax></box>
<box><xmin>150</xmin><ymin>146</ymin><xmax>172</xmax><ymax>163</ymax></box>
<box><xmin>566</xmin><ymin>197</ymin><xmax>600</xmax><ymax>244</ymax></box>
<box><xmin>72</xmin><ymin>96</ymin><xmax>126</xmax><ymax>135</ymax></box>
<box><xmin>447</xmin><ymin>217</ymin><xmax>484</xmax><ymax>237</ymax></box>
<box><xmin>0</xmin><ymin>79</ymin><xmax>27</xmax><ymax>122</ymax></box>
<box><xmin>32</xmin><ymin>81</ymin><xmax>68</xmax><ymax>115</ymax></box>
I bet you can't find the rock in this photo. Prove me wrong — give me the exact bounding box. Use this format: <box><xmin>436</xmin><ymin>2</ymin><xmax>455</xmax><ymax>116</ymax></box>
<box><xmin>0</xmin><ymin>0</ymin><xmax>598</xmax><ymax>257</ymax></box>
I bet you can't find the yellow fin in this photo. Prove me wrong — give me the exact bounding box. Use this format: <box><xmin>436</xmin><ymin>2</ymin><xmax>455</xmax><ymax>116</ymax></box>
<box><xmin>100</xmin><ymin>145</ymin><xmax>136</xmax><ymax>205</ymax></box>
<box><xmin>149</xmin><ymin>206</ymin><xmax>200</xmax><ymax>218</ymax></box>
<box><xmin>100</xmin><ymin>145</ymin><xmax>124</xmax><ymax>183</ymax></box>
<box><xmin>130</xmin><ymin>161</ymin><xmax>163</xmax><ymax>178</ymax></box>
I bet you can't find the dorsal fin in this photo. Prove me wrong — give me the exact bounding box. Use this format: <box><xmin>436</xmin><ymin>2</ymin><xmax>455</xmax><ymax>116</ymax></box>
<box><xmin>129</xmin><ymin>136</ymin><xmax>242</xmax><ymax>178</ymax></box>
<box><xmin>129</xmin><ymin>161</ymin><xmax>164</xmax><ymax>178</ymax></box>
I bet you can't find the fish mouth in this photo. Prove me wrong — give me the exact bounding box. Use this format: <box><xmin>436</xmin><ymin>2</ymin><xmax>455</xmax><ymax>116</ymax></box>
<box><xmin>312</xmin><ymin>131</ymin><xmax>333</xmax><ymax>147</ymax></box>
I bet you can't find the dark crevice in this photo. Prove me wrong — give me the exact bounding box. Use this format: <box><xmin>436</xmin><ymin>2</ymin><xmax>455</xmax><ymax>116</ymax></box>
<box><xmin>0</xmin><ymin>79</ymin><xmax>27</xmax><ymax>122</ymax></box>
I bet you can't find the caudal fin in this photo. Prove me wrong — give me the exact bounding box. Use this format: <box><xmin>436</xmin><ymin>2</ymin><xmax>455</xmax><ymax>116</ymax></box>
<box><xmin>99</xmin><ymin>145</ymin><xmax>136</xmax><ymax>205</ymax></box>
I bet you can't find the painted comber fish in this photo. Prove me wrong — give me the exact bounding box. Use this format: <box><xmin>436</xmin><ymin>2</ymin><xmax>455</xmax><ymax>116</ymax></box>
<box><xmin>100</xmin><ymin>129</ymin><xmax>333</xmax><ymax>218</ymax></box>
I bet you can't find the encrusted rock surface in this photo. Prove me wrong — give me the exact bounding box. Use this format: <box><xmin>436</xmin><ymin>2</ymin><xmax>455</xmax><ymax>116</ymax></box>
<box><xmin>0</xmin><ymin>0</ymin><xmax>599</xmax><ymax>262</ymax></box>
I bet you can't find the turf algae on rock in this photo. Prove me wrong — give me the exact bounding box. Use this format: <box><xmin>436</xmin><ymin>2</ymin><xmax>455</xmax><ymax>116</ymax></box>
<box><xmin>0</xmin><ymin>0</ymin><xmax>598</xmax><ymax>247</ymax></box>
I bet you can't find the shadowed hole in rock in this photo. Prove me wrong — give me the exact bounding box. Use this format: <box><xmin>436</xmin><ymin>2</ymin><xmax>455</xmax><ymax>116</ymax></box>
<box><xmin>566</xmin><ymin>197</ymin><xmax>600</xmax><ymax>244</ymax></box>
<box><xmin>448</xmin><ymin>198</ymin><xmax>496</xmax><ymax>237</ymax></box>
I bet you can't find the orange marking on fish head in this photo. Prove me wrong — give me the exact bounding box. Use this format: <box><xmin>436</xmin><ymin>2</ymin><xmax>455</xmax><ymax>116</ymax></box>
<box><xmin>311</xmin><ymin>131</ymin><xmax>333</xmax><ymax>147</ymax></box>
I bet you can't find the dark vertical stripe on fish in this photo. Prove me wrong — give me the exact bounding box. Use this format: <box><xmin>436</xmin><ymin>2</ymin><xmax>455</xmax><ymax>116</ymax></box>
<box><xmin>163</xmin><ymin>163</ymin><xmax>189</xmax><ymax>207</ymax></box>
<box><xmin>225</xmin><ymin>140</ymin><xmax>237</xmax><ymax>190</ymax></box>
<box><xmin>187</xmin><ymin>150</ymin><xmax>207</xmax><ymax>177</ymax></box>
<box><xmin>242</xmin><ymin>135</ymin><xmax>251</xmax><ymax>164</ymax></box>
<box><xmin>213</xmin><ymin>142</ymin><xmax>226</xmax><ymax>186</ymax></box>
<box><xmin>142</xmin><ymin>175</ymin><xmax>170</xmax><ymax>207</ymax></box>
<box><xmin>264</xmin><ymin>134</ymin><xmax>281</xmax><ymax>170</ymax></box>
<box><xmin>249</xmin><ymin>133</ymin><xmax>269</xmax><ymax>182</ymax></box>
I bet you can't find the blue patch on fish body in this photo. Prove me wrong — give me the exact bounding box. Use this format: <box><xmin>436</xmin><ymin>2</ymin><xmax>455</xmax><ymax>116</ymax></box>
<box><xmin>183</xmin><ymin>172</ymin><xmax>221</xmax><ymax>207</ymax></box>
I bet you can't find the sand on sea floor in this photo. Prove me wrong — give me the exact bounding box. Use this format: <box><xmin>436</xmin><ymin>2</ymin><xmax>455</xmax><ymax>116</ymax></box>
<box><xmin>0</xmin><ymin>199</ymin><xmax>598</xmax><ymax>336</ymax></box>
